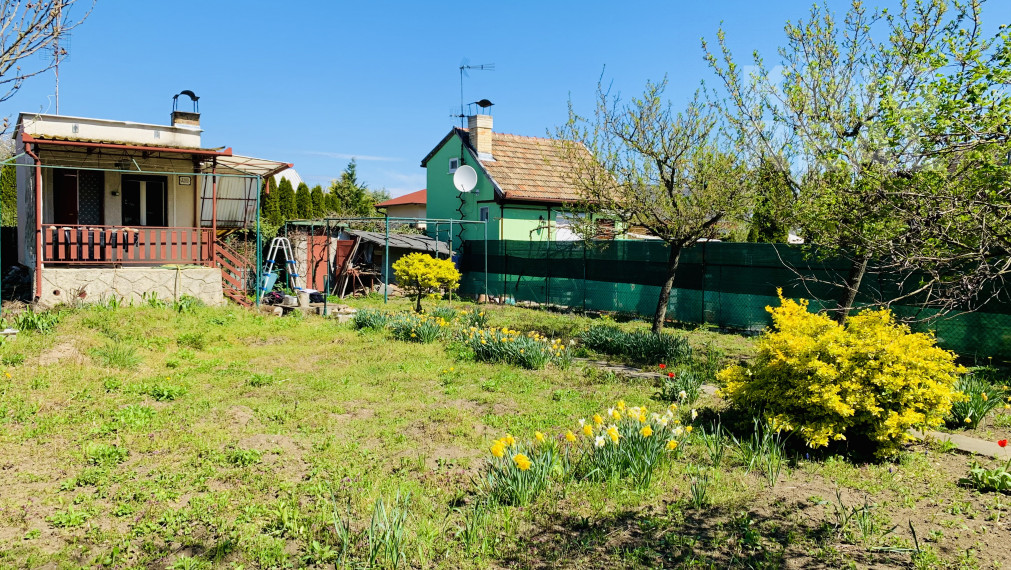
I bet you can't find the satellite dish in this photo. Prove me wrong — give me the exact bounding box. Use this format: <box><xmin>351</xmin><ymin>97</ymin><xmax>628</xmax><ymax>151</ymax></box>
<box><xmin>453</xmin><ymin>164</ymin><xmax>478</xmax><ymax>193</ymax></box>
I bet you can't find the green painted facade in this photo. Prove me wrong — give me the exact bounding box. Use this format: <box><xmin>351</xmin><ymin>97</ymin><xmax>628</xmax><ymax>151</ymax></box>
<box><xmin>423</xmin><ymin>131</ymin><xmax>606</xmax><ymax>246</ymax></box>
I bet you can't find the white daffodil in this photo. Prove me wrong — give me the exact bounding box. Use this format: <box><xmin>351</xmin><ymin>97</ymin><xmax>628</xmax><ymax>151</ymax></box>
<box><xmin>594</xmin><ymin>435</ymin><xmax>606</xmax><ymax>448</ymax></box>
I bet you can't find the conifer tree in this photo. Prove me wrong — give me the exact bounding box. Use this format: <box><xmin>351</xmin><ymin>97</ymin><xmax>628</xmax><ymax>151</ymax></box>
<box><xmin>260</xmin><ymin>177</ymin><xmax>282</xmax><ymax>226</ymax></box>
<box><xmin>0</xmin><ymin>164</ymin><xmax>16</xmax><ymax>227</ymax></box>
<box><xmin>310</xmin><ymin>185</ymin><xmax>325</xmax><ymax>218</ymax></box>
<box><xmin>295</xmin><ymin>182</ymin><xmax>312</xmax><ymax>219</ymax></box>
<box><xmin>276</xmin><ymin>177</ymin><xmax>297</xmax><ymax>221</ymax></box>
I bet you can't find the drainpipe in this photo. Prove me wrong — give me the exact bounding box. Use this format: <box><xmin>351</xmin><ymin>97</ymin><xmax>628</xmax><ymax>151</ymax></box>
<box><xmin>24</xmin><ymin>142</ymin><xmax>42</xmax><ymax>299</ymax></box>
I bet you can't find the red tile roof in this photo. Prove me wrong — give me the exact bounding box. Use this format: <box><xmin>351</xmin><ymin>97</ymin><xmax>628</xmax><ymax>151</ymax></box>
<box><xmin>376</xmin><ymin>189</ymin><xmax>426</xmax><ymax>208</ymax></box>
<box><xmin>481</xmin><ymin>133</ymin><xmax>588</xmax><ymax>203</ymax></box>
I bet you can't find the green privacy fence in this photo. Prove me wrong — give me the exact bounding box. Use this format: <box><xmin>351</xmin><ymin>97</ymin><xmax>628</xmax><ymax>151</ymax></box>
<box><xmin>458</xmin><ymin>240</ymin><xmax>1011</xmax><ymax>360</ymax></box>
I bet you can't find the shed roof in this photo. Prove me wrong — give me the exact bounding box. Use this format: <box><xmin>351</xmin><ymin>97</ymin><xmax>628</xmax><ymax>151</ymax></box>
<box><xmin>347</xmin><ymin>230</ymin><xmax>450</xmax><ymax>255</ymax></box>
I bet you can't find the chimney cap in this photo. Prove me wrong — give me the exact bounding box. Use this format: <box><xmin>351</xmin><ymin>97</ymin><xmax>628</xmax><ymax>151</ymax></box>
<box><xmin>172</xmin><ymin>90</ymin><xmax>200</xmax><ymax>113</ymax></box>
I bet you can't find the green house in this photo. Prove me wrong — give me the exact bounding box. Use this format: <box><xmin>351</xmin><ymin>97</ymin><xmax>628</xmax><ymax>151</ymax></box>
<box><xmin>420</xmin><ymin>114</ymin><xmax>612</xmax><ymax>245</ymax></box>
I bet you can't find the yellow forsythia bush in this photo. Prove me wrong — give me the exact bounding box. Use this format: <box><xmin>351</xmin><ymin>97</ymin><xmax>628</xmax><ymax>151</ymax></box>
<box><xmin>392</xmin><ymin>252</ymin><xmax>461</xmax><ymax>313</ymax></box>
<box><xmin>718</xmin><ymin>293</ymin><xmax>964</xmax><ymax>456</ymax></box>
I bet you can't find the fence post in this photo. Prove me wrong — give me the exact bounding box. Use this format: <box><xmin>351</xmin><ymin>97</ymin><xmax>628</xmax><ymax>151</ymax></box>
<box><xmin>582</xmin><ymin>242</ymin><xmax>587</xmax><ymax>311</ymax></box>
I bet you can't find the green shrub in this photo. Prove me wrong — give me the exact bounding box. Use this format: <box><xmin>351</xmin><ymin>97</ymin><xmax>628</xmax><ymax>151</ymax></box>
<box><xmin>392</xmin><ymin>253</ymin><xmax>461</xmax><ymax>313</ymax></box>
<box><xmin>580</xmin><ymin>325</ymin><xmax>692</xmax><ymax>366</ymax></box>
<box><xmin>947</xmin><ymin>367</ymin><xmax>1008</xmax><ymax>430</ymax></box>
<box><xmin>226</xmin><ymin>447</ymin><xmax>263</xmax><ymax>467</ymax></box>
<box><xmin>352</xmin><ymin>308</ymin><xmax>391</xmax><ymax>331</ymax></box>
<box><xmin>960</xmin><ymin>458</ymin><xmax>1011</xmax><ymax>494</ymax></box>
<box><xmin>719</xmin><ymin>294</ymin><xmax>964</xmax><ymax>456</ymax></box>
<box><xmin>465</xmin><ymin>327</ymin><xmax>569</xmax><ymax>369</ymax></box>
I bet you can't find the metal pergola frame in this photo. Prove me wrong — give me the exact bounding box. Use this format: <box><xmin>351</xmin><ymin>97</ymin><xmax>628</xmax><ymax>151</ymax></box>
<box><xmin>283</xmin><ymin>216</ymin><xmax>489</xmax><ymax>315</ymax></box>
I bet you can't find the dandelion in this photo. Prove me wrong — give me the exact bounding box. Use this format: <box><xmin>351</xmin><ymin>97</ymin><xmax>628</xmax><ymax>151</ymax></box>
<box><xmin>449</xmin><ymin>367</ymin><xmax>454</xmax><ymax>372</ymax></box>
<box><xmin>583</xmin><ymin>424</ymin><xmax>594</xmax><ymax>437</ymax></box>
<box><xmin>565</xmin><ymin>430</ymin><xmax>577</xmax><ymax>442</ymax></box>
<box><xmin>513</xmin><ymin>453</ymin><xmax>532</xmax><ymax>471</ymax></box>
<box><xmin>593</xmin><ymin>414</ymin><xmax>603</xmax><ymax>425</ymax></box>
<box><xmin>666</xmin><ymin>439</ymin><xmax>679</xmax><ymax>451</ymax></box>
<box><xmin>490</xmin><ymin>441</ymin><xmax>505</xmax><ymax>458</ymax></box>
<box><xmin>535</xmin><ymin>431</ymin><xmax>546</xmax><ymax>443</ymax></box>
<box><xmin>640</xmin><ymin>425</ymin><xmax>653</xmax><ymax>437</ymax></box>
<box><xmin>594</xmin><ymin>435</ymin><xmax>606</xmax><ymax>448</ymax></box>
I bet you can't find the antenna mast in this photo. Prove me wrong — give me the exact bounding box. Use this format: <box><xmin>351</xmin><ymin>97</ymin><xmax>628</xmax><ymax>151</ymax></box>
<box><xmin>53</xmin><ymin>2</ymin><xmax>64</xmax><ymax>114</ymax></box>
<box><xmin>458</xmin><ymin>61</ymin><xmax>494</xmax><ymax>126</ymax></box>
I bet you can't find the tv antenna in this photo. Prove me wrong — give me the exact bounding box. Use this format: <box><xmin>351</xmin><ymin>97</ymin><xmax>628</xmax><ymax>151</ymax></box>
<box><xmin>457</xmin><ymin>59</ymin><xmax>494</xmax><ymax>126</ymax></box>
<box><xmin>43</xmin><ymin>3</ymin><xmax>70</xmax><ymax>115</ymax></box>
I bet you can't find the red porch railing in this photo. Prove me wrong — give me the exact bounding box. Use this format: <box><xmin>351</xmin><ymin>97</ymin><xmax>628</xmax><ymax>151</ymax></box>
<box><xmin>41</xmin><ymin>225</ymin><xmax>214</xmax><ymax>265</ymax></box>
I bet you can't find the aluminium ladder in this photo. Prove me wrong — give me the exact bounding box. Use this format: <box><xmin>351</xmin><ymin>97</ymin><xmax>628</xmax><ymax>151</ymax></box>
<box><xmin>260</xmin><ymin>237</ymin><xmax>300</xmax><ymax>294</ymax></box>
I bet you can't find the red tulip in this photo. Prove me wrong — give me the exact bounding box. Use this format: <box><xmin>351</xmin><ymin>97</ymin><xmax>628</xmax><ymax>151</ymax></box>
<box><xmin>999</xmin><ymin>439</ymin><xmax>1008</xmax><ymax>448</ymax></box>
<box><xmin>668</xmin><ymin>372</ymin><xmax>675</xmax><ymax>378</ymax></box>
<box><xmin>659</xmin><ymin>364</ymin><xmax>666</xmax><ymax>370</ymax></box>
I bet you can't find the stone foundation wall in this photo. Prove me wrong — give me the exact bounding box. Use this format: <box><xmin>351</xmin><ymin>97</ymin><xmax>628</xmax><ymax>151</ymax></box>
<box><xmin>39</xmin><ymin>266</ymin><xmax>225</xmax><ymax>309</ymax></box>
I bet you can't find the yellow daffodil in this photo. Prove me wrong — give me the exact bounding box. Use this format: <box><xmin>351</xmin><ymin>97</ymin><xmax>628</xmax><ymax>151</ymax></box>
<box><xmin>593</xmin><ymin>414</ymin><xmax>603</xmax><ymax>425</ymax></box>
<box><xmin>616</xmin><ymin>400</ymin><xmax>626</xmax><ymax>411</ymax></box>
<box><xmin>606</xmin><ymin>425</ymin><xmax>620</xmax><ymax>443</ymax></box>
<box><xmin>583</xmin><ymin>424</ymin><xmax>594</xmax><ymax>437</ymax></box>
<box><xmin>640</xmin><ymin>425</ymin><xmax>653</xmax><ymax>437</ymax></box>
<box><xmin>565</xmin><ymin>430</ymin><xmax>577</xmax><ymax>442</ymax></box>
<box><xmin>666</xmin><ymin>439</ymin><xmax>678</xmax><ymax>451</ymax></box>
<box><xmin>535</xmin><ymin>431</ymin><xmax>546</xmax><ymax>443</ymax></box>
<box><xmin>490</xmin><ymin>442</ymin><xmax>505</xmax><ymax>458</ymax></box>
<box><xmin>964</xmin><ymin>416</ymin><xmax>972</xmax><ymax>423</ymax></box>
<box><xmin>504</xmin><ymin>434</ymin><xmax>516</xmax><ymax>447</ymax></box>
<box><xmin>513</xmin><ymin>453</ymin><xmax>532</xmax><ymax>471</ymax></box>
<box><xmin>611</xmin><ymin>409</ymin><xmax>621</xmax><ymax>421</ymax></box>
<box><xmin>638</xmin><ymin>413</ymin><xmax>647</xmax><ymax>423</ymax></box>
<box><xmin>685</xmin><ymin>426</ymin><xmax>693</xmax><ymax>434</ymax></box>
<box><xmin>668</xmin><ymin>403</ymin><xmax>677</xmax><ymax>413</ymax></box>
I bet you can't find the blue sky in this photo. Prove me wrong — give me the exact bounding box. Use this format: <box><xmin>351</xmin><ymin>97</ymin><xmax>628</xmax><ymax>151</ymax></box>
<box><xmin>4</xmin><ymin>1</ymin><xmax>1009</xmax><ymax>196</ymax></box>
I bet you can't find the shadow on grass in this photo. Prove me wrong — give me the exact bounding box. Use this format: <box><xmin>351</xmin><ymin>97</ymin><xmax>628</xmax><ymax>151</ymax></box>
<box><xmin>495</xmin><ymin>500</ymin><xmax>909</xmax><ymax>569</ymax></box>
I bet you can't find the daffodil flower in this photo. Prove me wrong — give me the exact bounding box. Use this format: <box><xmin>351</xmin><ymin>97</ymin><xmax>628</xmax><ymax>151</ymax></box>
<box><xmin>535</xmin><ymin>431</ymin><xmax>546</xmax><ymax>443</ymax></box>
<box><xmin>594</xmin><ymin>435</ymin><xmax>606</xmax><ymax>448</ymax></box>
<box><xmin>640</xmin><ymin>425</ymin><xmax>653</xmax><ymax>437</ymax></box>
<box><xmin>565</xmin><ymin>430</ymin><xmax>577</xmax><ymax>442</ymax></box>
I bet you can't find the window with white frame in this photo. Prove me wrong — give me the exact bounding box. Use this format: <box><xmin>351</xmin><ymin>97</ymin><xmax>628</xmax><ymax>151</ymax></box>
<box><xmin>448</xmin><ymin>157</ymin><xmax>459</xmax><ymax>173</ymax></box>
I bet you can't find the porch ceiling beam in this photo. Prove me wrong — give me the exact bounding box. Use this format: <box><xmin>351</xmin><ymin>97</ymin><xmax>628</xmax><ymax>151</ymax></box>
<box><xmin>20</xmin><ymin>133</ymin><xmax>233</xmax><ymax>157</ymax></box>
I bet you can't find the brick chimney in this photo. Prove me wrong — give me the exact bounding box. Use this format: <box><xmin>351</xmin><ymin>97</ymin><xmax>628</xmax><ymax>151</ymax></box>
<box><xmin>468</xmin><ymin>114</ymin><xmax>493</xmax><ymax>158</ymax></box>
<box><xmin>171</xmin><ymin>110</ymin><xmax>200</xmax><ymax>130</ymax></box>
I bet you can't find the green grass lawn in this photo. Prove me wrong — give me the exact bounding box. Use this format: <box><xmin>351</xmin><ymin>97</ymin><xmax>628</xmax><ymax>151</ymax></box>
<box><xmin>0</xmin><ymin>298</ymin><xmax>1007</xmax><ymax>569</ymax></box>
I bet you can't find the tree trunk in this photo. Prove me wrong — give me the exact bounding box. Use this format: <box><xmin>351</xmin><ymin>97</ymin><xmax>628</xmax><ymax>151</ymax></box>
<box><xmin>835</xmin><ymin>253</ymin><xmax>871</xmax><ymax>325</ymax></box>
<box><xmin>652</xmin><ymin>244</ymin><xmax>683</xmax><ymax>334</ymax></box>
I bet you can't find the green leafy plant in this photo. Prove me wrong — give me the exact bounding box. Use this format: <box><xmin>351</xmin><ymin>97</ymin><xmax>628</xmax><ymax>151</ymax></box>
<box><xmin>947</xmin><ymin>367</ymin><xmax>1007</xmax><ymax>429</ymax></box>
<box><xmin>226</xmin><ymin>447</ymin><xmax>263</xmax><ymax>467</ymax></box>
<box><xmin>465</xmin><ymin>326</ymin><xmax>569</xmax><ymax>370</ymax></box>
<box><xmin>580</xmin><ymin>324</ymin><xmax>692</xmax><ymax>366</ymax></box>
<box><xmin>720</xmin><ymin>294</ymin><xmax>964</xmax><ymax>456</ymax></box>
<box><xmin>353</xmin><ymin>308</ymin><xmax>391</xmax><ymax>330</ymax></box>
<box><xmin>84</xmin><ymin>442</ymin><xmax>128</xmax><ymax>467</ymax></box>
<box><xmin>247</xmin><ymin>373</ymin><xmax>276</xmax><ymax>388</ymax></box>
<box><xmin>9</xmin><ymin>308</ymin><xmax>62</xmax><ymax>334</ymax></box>
<box><xmin>366</xmin><ymin>491</ymin><xmax>412</xmax><ymax>569</ymax></box>
<box><xmin>47</xmin><ymin>506</ymin><xmax>91</xmax><ymax>528</ymax></box>
<box><xmin>90</xmin><ymin>343</ymin><xmax>141</xmax><ymax>369</ymax></box>
<box><xmin>388</xmin><ymin>313</ymin><xmax>447</xmax><ymax>343</ymax></box>
<box><xmin>479</xmin><ymin>436</ymin><xmax>556</xmax><ymax>505</ymax></box>
<box><xmin>687</xmin><ymin>464</ymin><xmax>713</xmax><ymax>509</ymax></box>
<box><xmin>176</xmin><ymin>332</ymin><xmax>206</xmax><ymax>350</ymax></box>
<box><xmin>655</xmin><ymin>368</ymin><xmax>703</xmax><ymax>406</ymax></box>
<box><xmin>136</xmin><ymin>380</ymin><xmax>187</xmax><ymax>401</ymax></box>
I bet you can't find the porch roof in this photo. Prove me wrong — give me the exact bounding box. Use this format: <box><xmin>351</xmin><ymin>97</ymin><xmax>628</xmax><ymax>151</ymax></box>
<box><xmin>21</xmin><ymin>132</ymin><xmax>232</xmax><ymax>157</ymax></box>
<box><xmin>210</xmin><ymin>155</ymin><xmax>294</xmax><ymax>179</ymax></box>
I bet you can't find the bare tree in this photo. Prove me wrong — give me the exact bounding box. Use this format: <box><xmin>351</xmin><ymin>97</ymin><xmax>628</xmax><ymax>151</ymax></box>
<box><xmin>559</xmin><ymin>79</ymin><xmax>754</xmax><ymax>333</ymax></box>
<box><xmin>705</xmin><ymin>0</ymin><xmax>1011</xmax><ymax>323</ymax></box>
<box><xmin>0</xmin><ymin>1</ymin><xmax>94</xmax><ymax>128</ymax></box>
